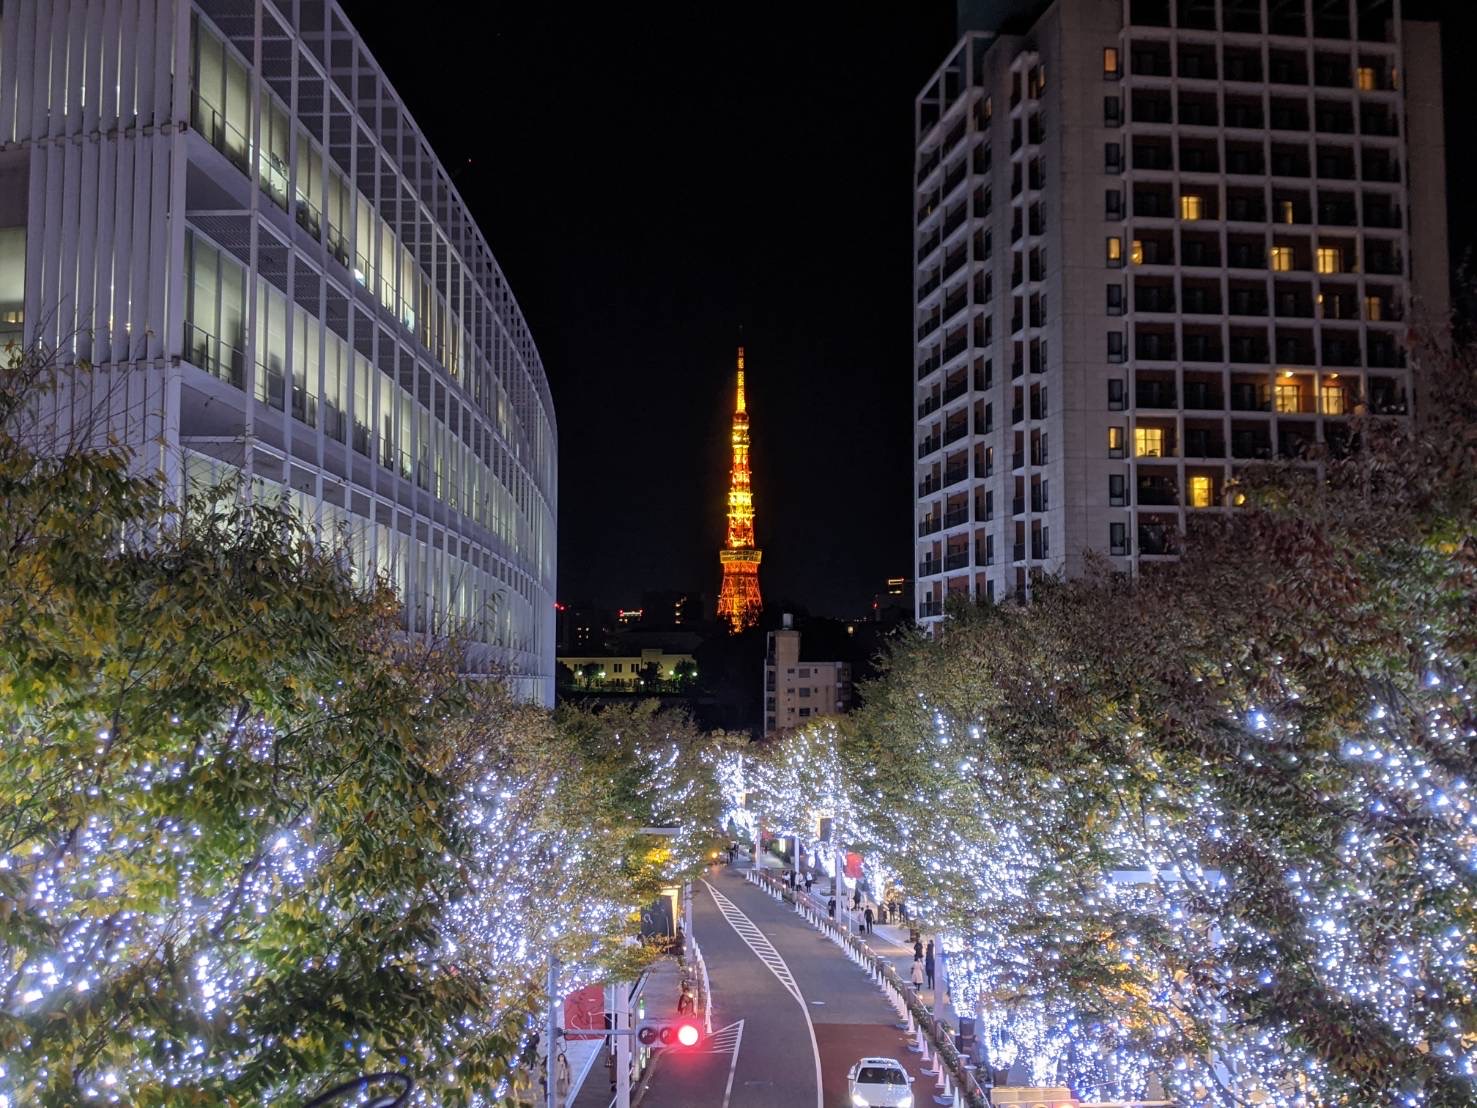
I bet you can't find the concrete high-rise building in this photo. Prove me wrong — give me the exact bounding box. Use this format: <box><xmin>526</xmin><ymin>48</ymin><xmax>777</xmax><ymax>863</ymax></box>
<box><xmin>0</xmin><ymin>0</ymin><xmax>558</xmax><ymax>702</ymax></box>
<box><xmin>913</xmin><ymin>0</ymin><xmax>1446</xmax><ymax>624</ymax></box>
<box><xmin>764</xmin><ymin>615</ymin><xmax>853</xmax><ymax>737</ymax></box>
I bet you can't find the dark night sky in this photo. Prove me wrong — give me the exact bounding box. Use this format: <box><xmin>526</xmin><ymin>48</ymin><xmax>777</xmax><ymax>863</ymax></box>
<box><xmin>350</xmin><ymin>2</ymin><xmax>1470</xmax><ymax>618</ymax></box>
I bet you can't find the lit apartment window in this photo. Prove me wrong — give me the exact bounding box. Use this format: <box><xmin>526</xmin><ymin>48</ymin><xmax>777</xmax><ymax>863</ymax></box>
<box><xmin>1104</xmin><ymin>47</ymin><xmax>1121</xmax><ymax>77</ymax></box>
<box><xmin>1270</xmin><ymin>246</ymin><xmax>1294</xmax><ymax>271</ymax></box>
<box><xmin>1130</xmin><ymin>239</ymin><xmax>1144</xmax><ymax>265</ymax></box>
<box><xmin>1316</xmin><ymin>246</ymin><xmax>1343</xmax><ymax>274</ymax></box>
<box><xmin>1278</xmin><ymin>199</ymin><xmax>1296</xmax><ymax>224</ymax></box>
<box><xmin>982</xmin><ymin>95</ymin><xmax>993</xmax><ymax>121</ymax></box>
<box><xmin>1365</xmin><ymin>295</ymin><xmax>1383</xmax><ymax>321</ymax></box>
<box><xmin>1107</xmin><ymin>236</ymin><xmax>1124</xmax><ymax>265</ymax></box>
<box><xmin>1356</xmin><ymin>66</ymin><xmax>1376</xmax><ymax>91</ymax></box>
<box><xmin>1108</xmin><ymin>426</ymin><xmax>1126</xmax><ymax>457</ymax></box>
<box><xmin>1180</xmin><ymin>195</ymin><xmax>1204</xmax><ymax>220</ymax></box>
<box><xmin>1275</xmin><ymin>381</ymin><xmax>1304</xmax><ymax>413</ymax></box>
<box><xmin>1320</xmin><ymin>381</ymin><xmax>1348</xmax><ymax>414</ymax></box>
<box><xmin>1134</xmin><ymin>426</ymin><xmax>1165</xmax><ymax>457</ymax></box>
<box><xmin>1188</xmin><ymin>475</ymin><xmax>1213</xmax><ymax>507</ymax></box>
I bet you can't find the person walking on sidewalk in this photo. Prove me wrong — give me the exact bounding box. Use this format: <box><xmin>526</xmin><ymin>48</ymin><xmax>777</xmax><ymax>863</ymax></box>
<box><xmin>910</xmin><ymin>956</ymin><xmax>925</xmax><ymax>991</ymax></box>
<box><xmin>827</xmin><ymin>896</ymin><xmax>837</xmax><ymax>919</ymax></box>
<box><xmin>913</xmin><ymin>937</ymin><xmax>924</xmax><ymax>961</ymax></box>
<box><xmin>924</xmin><ymin>940</ymin><xmax>936</xmax><ymax>990</ymax></box>
<box><xmin>863</xmin><ymin>905</ymin><xmax>874</xmax><ymax>934</ymax></box>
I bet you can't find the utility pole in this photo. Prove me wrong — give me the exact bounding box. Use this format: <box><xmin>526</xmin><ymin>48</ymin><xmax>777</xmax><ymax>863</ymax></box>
<box><xmin>545</xmin><ymin>954</ymin><xmax>560</xmax><ymax>1108</ymax></box>
<box><xmin>682</xmin><ymin>879</ymin><xmax>694</xmax><ymax>962</ymax></box>
<box><xmin>614</xmin><ymin>980</ymin><xmax>632</xmax><ymax>1108</ymax></box>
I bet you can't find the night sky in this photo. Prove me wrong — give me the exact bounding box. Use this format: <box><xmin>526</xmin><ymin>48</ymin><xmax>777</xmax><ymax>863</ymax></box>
<box><xmin>350</xmin><ymin>1</ymin><xmax>1470</xmax><ymax>619</ymax></box>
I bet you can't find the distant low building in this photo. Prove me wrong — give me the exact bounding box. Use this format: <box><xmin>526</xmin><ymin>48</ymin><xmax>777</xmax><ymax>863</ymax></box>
<box><xmin>559</xmin><ymin>648</ymin><xmax>697</xmax><ymax>692</ymax></box>
<box><xmin>763</xmin><ymin>614</ymin><xmax>852</xmax><ymax>737</ymax></box>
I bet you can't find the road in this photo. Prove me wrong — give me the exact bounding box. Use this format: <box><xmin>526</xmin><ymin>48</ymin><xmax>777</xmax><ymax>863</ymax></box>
<box><xmin>641</xmin><ymin>862</ymin><xmax>935</xmax><ymax>1108</ymax></box>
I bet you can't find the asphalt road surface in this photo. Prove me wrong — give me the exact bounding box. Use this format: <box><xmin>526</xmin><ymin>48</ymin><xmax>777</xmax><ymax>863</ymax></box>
<box><xmin>641</xmin><ymin>863</ymin><xmax>935</xmax><ymax>1108</ymax></box>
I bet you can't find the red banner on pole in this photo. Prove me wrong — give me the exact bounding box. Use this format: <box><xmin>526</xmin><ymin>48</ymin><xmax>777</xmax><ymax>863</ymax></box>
<box><xmin>845</xmin><ymin>851</ymin><xmax>863</xmax><ymax>879</ymax></box>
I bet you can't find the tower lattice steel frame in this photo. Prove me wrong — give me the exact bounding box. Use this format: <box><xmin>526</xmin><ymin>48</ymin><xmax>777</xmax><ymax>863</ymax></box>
<box><xmin>716</xmin><ymin>346</ymin><xmax>762</xmax><ymax>632</ymax></box>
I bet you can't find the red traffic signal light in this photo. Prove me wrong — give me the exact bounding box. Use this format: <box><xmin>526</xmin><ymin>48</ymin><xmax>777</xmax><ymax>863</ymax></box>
<box><xmin>634</xmin><ymin>1018</ymin><xmax>703</xmax><ymax>1050</ymax></box>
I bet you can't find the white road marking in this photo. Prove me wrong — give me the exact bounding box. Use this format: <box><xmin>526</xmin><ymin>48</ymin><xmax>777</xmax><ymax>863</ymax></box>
<box><xmin>702</xmin><ymin>879</ymin><xmax>824</xmax><ymax>1108</ymax></box>
<box><xmin>719</xmin><ymin>1019</ymin><xmax>745</xmax><ymax>1108</ymax></box>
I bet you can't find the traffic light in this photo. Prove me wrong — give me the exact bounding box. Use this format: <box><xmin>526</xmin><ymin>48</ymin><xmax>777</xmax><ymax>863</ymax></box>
<box><xmin>634</xmin><ymin>1018</ymin><xmax>703</xmax><ymax>1050</ymax></box>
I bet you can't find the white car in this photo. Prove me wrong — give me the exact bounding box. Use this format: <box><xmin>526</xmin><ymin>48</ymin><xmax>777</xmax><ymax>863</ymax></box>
<box><xmin>848</xmin><ymin>1056</ymin><xmax>914</xmax><ymax>1108</ymax></box>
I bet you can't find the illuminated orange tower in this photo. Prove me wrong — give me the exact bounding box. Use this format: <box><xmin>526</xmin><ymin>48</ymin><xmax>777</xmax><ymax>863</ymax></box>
<box><xmin>716</xmin><ymin>345</ymin><xmax>763</xmax><ymax>632</ymax></box>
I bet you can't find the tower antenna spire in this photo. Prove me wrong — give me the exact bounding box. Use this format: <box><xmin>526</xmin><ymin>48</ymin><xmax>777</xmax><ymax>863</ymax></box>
<box><xmin>716</xmin><ymin>339</ymin><xmax>762</xmax><ymax>633</ymax></box>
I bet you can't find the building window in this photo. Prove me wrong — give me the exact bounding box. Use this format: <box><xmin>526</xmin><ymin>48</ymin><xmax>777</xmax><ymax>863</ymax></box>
<box><xmin>1365</xmin><ymin>295</ymin><xmax>1383</xmax><ymax>321</ymax></box>
<box><xmin>1104</xmin><ymin>47</ymin><xmax>1121</xmax><ymax>77</ymax></box>
<box><xmin>1104</xmin><ymin>96</ymin><xmax>1122</xmax><ymax>124</ymax></box>
<box><xmin>1316</xmin><ymin>246</ymin><xmax>1343</xmax><ymax>274</ymax></box>
<box><xmin>1105</xmin><ymin>142</ymin><xmax>1123</xmax><ymax>172</ymax></box>
<box><xmin>1188</xmin><ymin>475</ymin><xmax>1213</xmax><ymax>507</ymax></box>
<box><xmin>1278</xmin><ymin>199</ymin><xmax>1296</xmax><ymax>224</ymax></box>
<box><xmin>982</xmin><ymin>95</ymin><xmax>993</xmax><ymax>121</ymax></box>
<box><xmin>798</xmin><ymin>667</ymin><xmax>810</xmax><ymax>678</ymax></box>
<box><xmin>1275</xmin><ymin>380</ymin><xmax>1304</xmax><ymax>412</ymax></box>
<box><xmin>1106</xmin><ymin>236</ymin><xmax>1124</xmax><ymax>266</ymax></box>
<box><xmin>1106</xmin><ymin>189</ymin><xmax>1123</xmax><ymax>218</ymax></box>
<box><xmin>798</xmin><ymin>707</ymin><xmax>811</xmax><ymax>718</ymax></box>
<box><xmin>1320</xmin><ymin>382</ymin><xmax>1347</xmax><ymax>414</ymax></box>
<box><xmin>1270</xmin><ymin>246</ymin><xmax>1294</xmax><ymax>271</ymax></box>
<box><xmin>1356</xmin><ymin>65</ymin><xmax>1376</xmax><ymax>91</ymax></box>
<box><xmin>1130</xmin><ymin>239</ymin><xmax>1145</xmax><ymax>265</ymax></box>
<box><xmin>1134</xmin><ymin>426</ymin><xmax>1165</xmax><ymax>457</ymax></box>
<box><xmin>1108</xmin><ymin>378</ymin><xmax>1126</xmax><ymax>408</ymax></box>
<box><xmin>1109</xmin><ymin>473</ymin><xmax>1127</xmax><ymax>505</ymax></box>
<box><xmin>1108</xmin><ymin>426</ymin><xmax>1126</xmax><ymax>457</ymax></box>
<box><xmin>613</xmin><ymin>663</ymin><xmax>623</xmax><ymax>673</ymax></box>
<box><xmin>799</xmin><ymin>687</ymin><xmax>811</xmax><ymax>697</ymax></box>
<box><xmin>1106</xmin><ymin>284</ymin><xmax>1125</xmax><ymax>315</ymax></box>
<box><xmin>1110</xmin><ymin>521</ymin><xmax>1129</xmax><ymax>555</ymax></box>
<box><xmin>1108</xmin><ymin>331</ymin><xmax>1126</xmax><ymax>362</ymax></box>
<box><xmin>1180</xmin><ymin>194</ymin><xmax>1204</xmax><ymax>220</ymax></box>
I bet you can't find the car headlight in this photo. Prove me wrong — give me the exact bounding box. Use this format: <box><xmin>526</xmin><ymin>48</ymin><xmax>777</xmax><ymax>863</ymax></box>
<box><xmin>850</xmin><ymin>1095</ymin><xmax>870</xmax><ymax>1107</ymax></box>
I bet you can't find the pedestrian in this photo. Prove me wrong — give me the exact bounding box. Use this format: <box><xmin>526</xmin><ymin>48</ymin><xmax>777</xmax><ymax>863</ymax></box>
<box><xmin>805</xmin><ymin>873</ymin><xmax>814</xmax><ymax>892</ymax></box>
<box><xmin>914</xmin><ymin>937</ymin><xmax>924</xmax><ymax>961</ymax></box>
<box><xmin>863</xmin><ymin>905</ymin><xmax>874</xmax><ymax>934</ymax></box>
<box><xmin>924</xmin><ymin>941</ymin><xmax>936</xmax><ymax>990</ymax></box>
<box><xmin>827</xmin><ymin>896</ymin><xmax>836</xmax><ymax>919</ymax></box>
<box><xmin>910</xmin><ymin>956</ymin><xmax>925</xmax><ymax>990</ymax></box>
<box><xmin>556</xmin><ymin>1050</ymin><xmax>571</xmax><ymax>1097</ymax></box>
<box><xmin>852</xmin><ymin>888</ymin><xmax>861</xmax><ymax>910</ymax></box>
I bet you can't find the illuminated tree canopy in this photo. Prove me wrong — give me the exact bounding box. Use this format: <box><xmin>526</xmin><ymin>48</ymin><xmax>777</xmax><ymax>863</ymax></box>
<box><xmin>748</xmin><ymin>349</ymin><xmax>1477</xmax><ymax>1105</ymax></box>
<box><xmin>0</xmin><ymin>350</ymin><xmax>725</xmax><ymax>1106</ymax></box>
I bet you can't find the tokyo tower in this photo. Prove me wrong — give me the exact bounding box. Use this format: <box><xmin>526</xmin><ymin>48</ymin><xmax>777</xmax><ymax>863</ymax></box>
<box><xmin>716</xmin><ymin>345</ymin><xmax>762</xmax><ymax>633</ymax></box>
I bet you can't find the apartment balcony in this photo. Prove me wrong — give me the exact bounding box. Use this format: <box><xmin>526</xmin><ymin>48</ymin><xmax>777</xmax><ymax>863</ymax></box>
<box><xmin>918</xmin><ymin>517</ymin><xmax>942</xmax><ymax>537</ymax></box>
<box><xmin>976</xmin><ymin>543</ymin><xmax>995</xmax><ymax>566</ymax></box>
<box><xmin>943</xmin><ymin>422</ymin><xmax>969</xmax><ymax>446</ymax></box>
<box><xmin>918</xmin><ymin>395</ymin><xmax>941</xmax><ymax>418</ymax></box>
<box><xmin>918</xmin><ymin>435</ymin><xmax>942</xmax><ymax>458</ymax></box>
<box><xmin>944</xmin><ymin>550</ymin><xmax>969</xmax><ymax>571</ymax></box>
<box><xmin>1012</xmin><ymin>495</ymin><xmax>1026</xmax><ymax>516</ymax></box>
<box><xmin>1012</xmin><ymin>542</ymin><xmax>1027</xmax><ymax>562</ymax></box>
<box><xmin>1138</xmin><ymin>524</ymin><xmax>1179</xmax><ymax>557</ymax></box>
<box><xmin>919</xmin><ymin>599</ymin><xmax>943</xmax><ymax>617</ymax></box>
<box><xmin>942</xmin><ymin>378</ymin><xmax>968</xmax><ymax>405</ymax></box>
<box><xmin>918</xmin><ymin>475</ymin><xmax>941</xmax><ymax>496</ymax></box>
<box><xmin>919</xmin><ymin>559</ymin><xmax>940</xmax><ymax>578</ymax></box>
<box><xmin>942</xmin><ymin>463</ymin><xmax>969</xmax><ymax>488</ymax></box>
<box><xmin>943</xmin><ymin>506</ymin><xmax>969</xmax><ymax>529</ymax></box>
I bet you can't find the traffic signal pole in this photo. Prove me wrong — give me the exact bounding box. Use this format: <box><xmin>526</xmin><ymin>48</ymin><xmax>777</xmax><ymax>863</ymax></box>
<box><xmin>615</xmin><ymin>981</ymin><xmax>631</xmax><ymax>1108</ymax></box>
<box><xmin>546</xmin><ymin>954</ymin><xmax>560</xmax><ymax>1108</ymax></box>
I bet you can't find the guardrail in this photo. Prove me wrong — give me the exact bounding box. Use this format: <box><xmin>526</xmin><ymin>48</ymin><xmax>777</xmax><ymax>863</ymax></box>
<box><xmin>691</xmin><ymin>938</ymin><xmax>714</xmax><ymax>1036</ymax></box>
<box><xmin>746</xmin><ymin>867</ymin><xmax>988</xmax><ymax>1108</ymax></box>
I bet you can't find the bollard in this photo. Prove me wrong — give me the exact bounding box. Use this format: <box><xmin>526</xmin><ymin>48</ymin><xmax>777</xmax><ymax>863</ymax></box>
<box><xmin>933</xmin><ymin>1070</ymin><xmax>954</xmax><ymax>1106</ymax></box>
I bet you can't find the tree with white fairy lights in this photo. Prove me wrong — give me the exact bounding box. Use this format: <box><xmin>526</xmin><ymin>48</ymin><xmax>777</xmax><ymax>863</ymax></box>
<box><xmin>0</xmin><ymin>347</ymin><xmax>724</xmax><ymax>1106</ymax></box>
<box><xmin>749</xmin><ymin>343</ymin><xmax>1477</xmax><ymax>1105</ymax></box>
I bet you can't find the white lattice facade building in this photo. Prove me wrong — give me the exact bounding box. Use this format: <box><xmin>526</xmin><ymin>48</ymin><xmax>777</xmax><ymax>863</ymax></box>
<box><xmin>0</xmin><ymin>0</ymin><xmax>558</xmax><ymax>703</ymax></box>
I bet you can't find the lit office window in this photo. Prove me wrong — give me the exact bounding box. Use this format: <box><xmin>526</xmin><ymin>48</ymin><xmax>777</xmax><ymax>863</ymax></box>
<box><xmin>1104</xmin><ymin>47</ymin><xmax>1121</xmax><ymax>77</ymax></box>
<box><xmin>1319</xmin><ymin>381</ymin><xmax>1348</xmax><ymax>414</ymax></box>
<box><xmin>1270</xmin><ymin>246</ymin><xmax>1294</xmax><ymax>271</ymax></box>
<box><xmin>1106</xmin><ymin>236</ymin><xmax>1123</xmax><ymax>265</ymax></box>
<box><xmin>1365</xmin><ymin>295</ymin><xmax>1383</xmax><ymax>321</ymax></box>
<box><xmin>1134</xmin><ymin>426</ymin><xmax>1165</xmax><ymax>457</ymax></box>
<box><xmin>1316</xmin><ymin>246</ymin><xmax>1343</xmax><ymax>274</ymax></box>
<box><xmin>1278</xmin><ymin>199</ymin><xmax>1296</xmax><ymax>224</ymax></box>
<box><xmin>1275</xmin><ymin>380</ymin><xmax>1304</xmax><ymax>413</ymax></box>
<box><xmin>1108</xmin><ymin>425</ymin><xmax>1126</xmax><ymax>457</ymax></box>
<box><xmin>1130</xmin><ymin>239</ymin><xmax>1144</xmax><ymax>265</ymax></box>
<box><xmin>1180</xmin><ymin>195</ymin><xmax>1203</xmax><ymax>220</ymax></box>
<box><xmin>1356</xmin><ymin>66</ymin><xmax>1376</xmax><ymax>91</ymax></box>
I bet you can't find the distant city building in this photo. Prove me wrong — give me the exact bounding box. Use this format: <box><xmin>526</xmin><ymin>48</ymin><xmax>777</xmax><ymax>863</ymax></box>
<box><xmin>717</xmin><ymin>346</ymin><xmax>763</xmax><ymax>632</ymax></box>
<box><xmin>617</xmin><ymin>608</ymin><xmax>644</xmax><ymax>626</ymax></box>
<box><xmin>873</xmin><ymin>576</ymin><xmax>915</xmax><ymax>621</ymax></box>
<box><xmin>763</xmin><ymin>614</ymin><xmax>853</xmax><ymax>737</ymax></box>
<box><xmin>913</xmin><ymin>0</ymin><xmax>1446</xmax><ymax>624</ymax></box>
<box><xmin>2</xmin><ymin>0</ymin><xmax>558</xmax><ymax>702</ymax></box>
<box><xmin>557</xmin><ymin>603</ymin><xmax>613</xmax><ymax>655</ymax></box>
<box><xmin>559</xmin><ymin>648</ymin><xmax>697</xmax><ymax>692</ymax></box>
<box><xmin>641</xmin><ymin>590</ymin><xmax>707</xmax><ymax>629</ymax></box>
